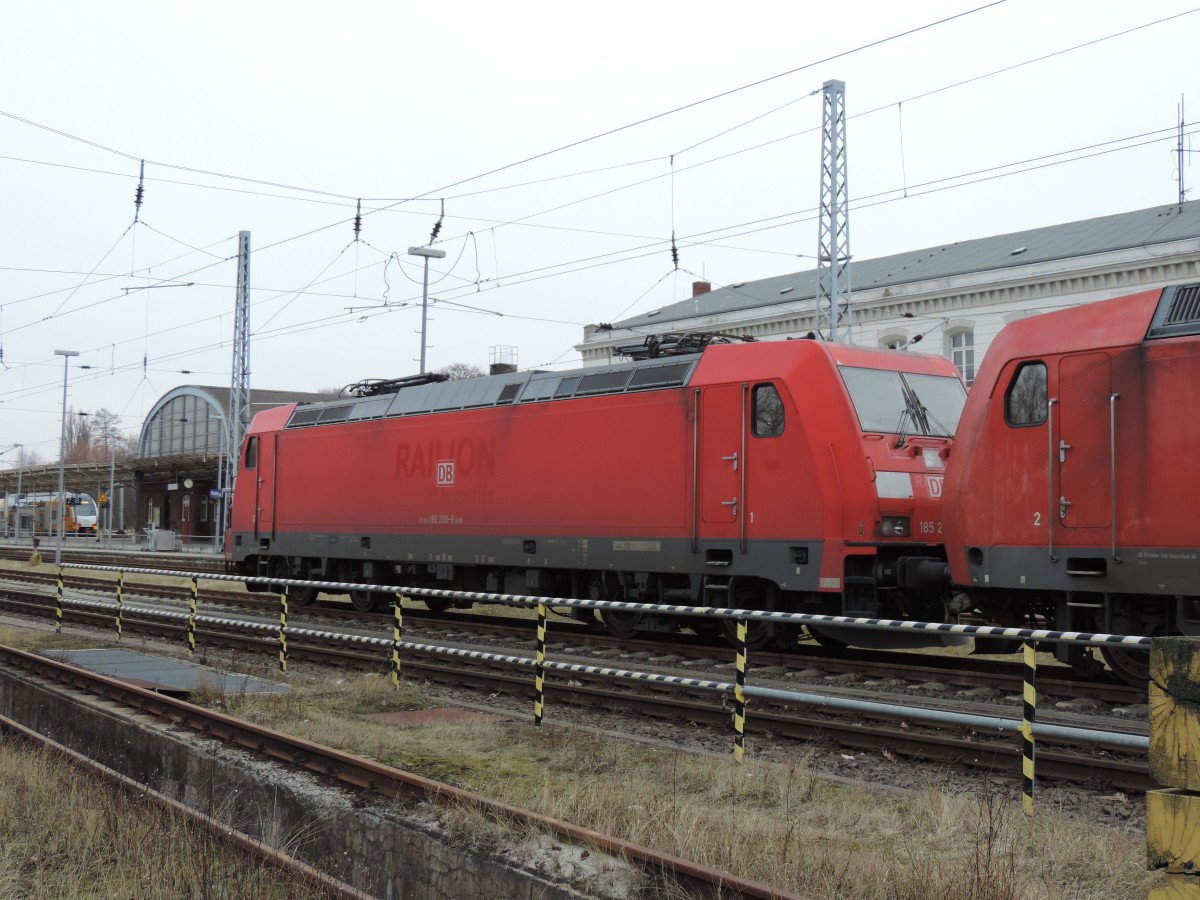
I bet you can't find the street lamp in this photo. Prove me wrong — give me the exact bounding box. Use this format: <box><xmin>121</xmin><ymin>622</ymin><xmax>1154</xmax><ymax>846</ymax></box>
<box><xmin>54</xmin><ymin>349</ymin><xmax>79</xmax><ymax>565</ymax></box>
<box><xmin>407</xmin><ymin>245</ymin><xmax>446</xmax><ymax>374</ymax></box>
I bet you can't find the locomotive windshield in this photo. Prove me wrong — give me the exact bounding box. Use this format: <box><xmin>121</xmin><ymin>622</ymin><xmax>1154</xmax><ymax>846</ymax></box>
<box><xmin>839</xmin><ymin>367</ymin><xmax>966</xmax><ymax>437</ymax></box>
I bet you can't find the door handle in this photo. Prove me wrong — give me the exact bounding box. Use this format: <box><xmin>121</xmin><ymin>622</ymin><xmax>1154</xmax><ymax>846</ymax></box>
<box><xmin>722</xmin><ymin>498</ymin><xmax>738</xmax><ymax>517</ymax></box>
<box><xmin>721</xmin><ymin>452</ymin><xmax>739</xmax><ymax>471</ymax></box>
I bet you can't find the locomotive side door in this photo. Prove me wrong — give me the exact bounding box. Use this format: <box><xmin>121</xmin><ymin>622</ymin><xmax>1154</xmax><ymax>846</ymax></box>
<box><xmin>697</xmin><ymin>384</ymin><xmax>746</xmax><ymax>542</ymax></box>
<box><xmin>1057</xmin><ymin>352</ymin><xmax>1112</xmax><ymax>530</ymax></box>
<box><xmin>253</xmin><ymin>434</ymin><xmax>278</xmax><ymax>539</ymax></box>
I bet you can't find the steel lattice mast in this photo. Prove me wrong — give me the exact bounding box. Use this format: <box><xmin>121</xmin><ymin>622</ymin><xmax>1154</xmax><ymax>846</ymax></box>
<box><xmin>816</xmin><ymin>79</ymin><xmax>852</xmax><ymax>342</ymax></box>
<box><xmin>224</xmin><ymin>230</ymin><xmax>251</xmax><ymax>534</ymax></box>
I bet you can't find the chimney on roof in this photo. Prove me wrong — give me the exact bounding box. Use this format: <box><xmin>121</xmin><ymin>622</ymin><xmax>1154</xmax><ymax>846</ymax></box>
<box><xmin>692</xmin><ymin>281</ymin><xmax>711</xmax><ymax>297</ymax></box>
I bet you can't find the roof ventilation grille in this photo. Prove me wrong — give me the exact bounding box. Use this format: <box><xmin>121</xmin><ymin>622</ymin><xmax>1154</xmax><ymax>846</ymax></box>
<box><xmin>1147</xmin><ymin>283</ymin><xmax>1200</xmax><ymax>339</ymax></box>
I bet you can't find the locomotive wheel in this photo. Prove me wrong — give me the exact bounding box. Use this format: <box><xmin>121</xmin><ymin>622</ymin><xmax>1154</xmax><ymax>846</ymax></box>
<box><xmin>805</xmin><ymin>625</ymin><xmax>848</xmax><ymax>650</ymax></box>
<box><xmin>600</xmin><ymin>609</ymin><xmax>644</xmax><ymax>640</ymax></box>
<box><xmin>720</xmin><ymin>617</ymin><xmax>774</xmax><ymax>651</ymax></box>
<box><xmin>287</xmin><ymin>585</ymin><xmax>317</xmax><ymax>607</ymax></box>
<box><xmin>349</xmin><ymin>589</ymin><xmax>378</xmax><ymax>613</ymax></box>
<box><xmin>718</xmin><ymin>579</ymin><xmax>776</xmax><ymax>651</ymax></box>
<box><xmin>1100</xmin><ymin>645</ymin><xmax>1150</xmax><ymax>687</ymax></box>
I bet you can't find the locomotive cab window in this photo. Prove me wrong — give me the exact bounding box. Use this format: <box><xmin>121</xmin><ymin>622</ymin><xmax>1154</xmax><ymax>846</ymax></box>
<box><xmin>752</xmin><ymin>384</ymin><xmax>785</xmax><ymax>436</ymax></box>
<box><xmin>1005</xmin><ymin>362</ymin><xmax>1048</xmax><ymax>426</ymax></box>
<box><xmin>244</xmin><ymin>436</ymin><xmax>258</xmax><ymax>470</ymax></box>
<box><xmin>839</xmin><ymin>367</ymin><xmax>966</xmax><ymax>437</ymax></box>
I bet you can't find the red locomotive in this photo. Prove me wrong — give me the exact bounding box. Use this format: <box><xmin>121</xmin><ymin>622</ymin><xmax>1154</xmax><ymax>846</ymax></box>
<box><xmin>942</xmin><ymin>283</ymin><xmax>1200</xmax><ymax>684</ymax></box>
<box><xmin>227</xmin><ymin>336</ymin><xmax>966</xmax><ymax>648</ymax></box>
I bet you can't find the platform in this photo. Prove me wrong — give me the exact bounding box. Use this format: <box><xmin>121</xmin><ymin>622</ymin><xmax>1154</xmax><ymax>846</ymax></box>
<box><xmin>39</xmin><ymin>648</ymin><xmax>286</xmax><ymax>696</ymax></box>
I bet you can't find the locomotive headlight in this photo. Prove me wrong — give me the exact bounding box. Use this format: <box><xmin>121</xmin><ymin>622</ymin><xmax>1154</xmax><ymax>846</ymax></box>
<box><xmin>880</xmin><ymin>516</ymin><xmax>910</xmax><ymax>537</ymax></box>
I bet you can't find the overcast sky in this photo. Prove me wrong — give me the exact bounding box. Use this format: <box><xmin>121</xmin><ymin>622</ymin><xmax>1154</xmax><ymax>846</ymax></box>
<box><xmin>2</xmin><ymin>0</ymin><xmax>1197</xmax><ymax>463</ymax></box>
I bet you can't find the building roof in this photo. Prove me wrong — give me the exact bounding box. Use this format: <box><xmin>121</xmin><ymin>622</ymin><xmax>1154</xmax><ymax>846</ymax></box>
<box><xmin>612</xmin><ymin>201</ymin><xmax>1200</xmax><ymax>330</ymax></box>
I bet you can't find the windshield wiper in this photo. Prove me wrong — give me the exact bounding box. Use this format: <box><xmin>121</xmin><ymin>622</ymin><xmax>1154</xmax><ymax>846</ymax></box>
<box><xmin>894</xmin><ymin>407</ymin><xmax>913</xmax><ymax>448</ymax></box>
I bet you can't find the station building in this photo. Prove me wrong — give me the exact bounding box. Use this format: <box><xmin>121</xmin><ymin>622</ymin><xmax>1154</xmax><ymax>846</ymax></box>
<box><xmin>577</xmin><ymin>201</ymin><xmax>1200</xmax><ymax>386</ymax></box>
<box><xmin>1</xmin><ymin>385</ymin><xmax>330</xmax><ymax>546</ymax></box>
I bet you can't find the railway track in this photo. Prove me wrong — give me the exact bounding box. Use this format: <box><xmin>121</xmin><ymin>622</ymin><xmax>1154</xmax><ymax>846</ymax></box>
<box><xmin>0</xmin><ymin>641</ymin><xmax>796</xmax><ymax>900</ymax></box>
<box><xmin>0</xmin><ymin>581</ymin><xmax>1153</xmax><ymax>792</ymax></box>
<box><xmin>0</xmin><ymin>544</ymin><xmax>224</xmax><ymax>573</ymax></box>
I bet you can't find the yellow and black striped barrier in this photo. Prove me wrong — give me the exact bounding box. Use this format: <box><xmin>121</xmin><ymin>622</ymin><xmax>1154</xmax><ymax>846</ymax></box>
<box><xmin>186</xmin><ymin>574</ymin><xmax>197</xmax><ymax>657</ymax></box>
<box><xmin>114</xmin><ymin>571</ymin><xmax>124</xmax><ymax>642</ymax></box>
<box><xmin>54</xmin><ymin>565</ymin><xmax>64</xmax><ymax>634</ymax></box>
<box><xmin>1019</xmin><ymin>639</ymin><xmax>1037</xmax><ymax>816</ymax></box>
<box><xmin>391</xmin><ymin>595</ymin><xmax>404</xmax><ymax>690</ymax></box>
<box><xmin>733</xmin><ymin>619</ymin><xmax>747</xmax><ymax>762</ymax></box>
<box><xmin>534</xmin><ymin>602</ymin><xmax>547</xmax><ymax>727</ymax></box>
<box><xmin>1147</xmin><ymin>636</ymin><xmax>1200</xmax><ymax>897</ymax></box>
<box><xmin>278</xmin><ymin>590</ymin><xmax>288</xmax><ymax>673</ymax></box>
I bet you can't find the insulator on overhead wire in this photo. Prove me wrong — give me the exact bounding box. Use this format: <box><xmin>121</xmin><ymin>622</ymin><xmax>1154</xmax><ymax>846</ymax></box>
<box><xmin>354</xmin><ymin>199</ymin><xmax>362</xmax><ymax>239</ymax></box>
<box><xmin>671</xmin><ymin>232</ymin><xmax>679</xmax><ymax>269</ymax></box>
<box><xmin>430</xmin><ymin>198</ymin><xmax>444</xmax><ymax>243</ymax></box>
<box><xmin>133</xmin><ymin>159</ymin><xmax>146</xmax><ymax>222</ymax></box>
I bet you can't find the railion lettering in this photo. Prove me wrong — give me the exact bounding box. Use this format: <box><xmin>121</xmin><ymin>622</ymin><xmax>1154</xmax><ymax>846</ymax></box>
<box><xmin>396</xmin><ymin>437</ymin><xmax>496</xmax><ymax>479</ymax></box>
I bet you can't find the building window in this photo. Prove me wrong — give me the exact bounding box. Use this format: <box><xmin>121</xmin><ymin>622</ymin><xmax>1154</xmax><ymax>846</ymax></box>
<box><xmin>200</xmin><ymin>495</ymin><xmax>210</xmax><ymax>524</ymax></box>
<box><xmin>950</xmin><ymin>331</ymin><xmax>975</xmax><ymax>385</ymax></box>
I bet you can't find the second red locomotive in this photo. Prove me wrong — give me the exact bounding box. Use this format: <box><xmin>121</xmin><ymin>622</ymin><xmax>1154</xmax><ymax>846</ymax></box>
<box><xmin>227</xmin><ymin>337</ymin><xmax>967</xmax><ymax>647</ymax></box>
<box><xmin>942</xmin><ymin>283</ymin><xmax>1200</xmax><ymax>684</ymax></box>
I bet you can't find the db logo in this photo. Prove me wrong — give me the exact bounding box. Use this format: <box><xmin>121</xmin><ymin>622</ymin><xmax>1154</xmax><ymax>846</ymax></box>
<box><xmin>926</xmin><ymin>475</ymin><xmax>944</xmax><ymax>498</ymax></box>
<box><xmin>436</xmin><ymin>460</ymin><xmax>455</xmax><ymax>486</ymax></box>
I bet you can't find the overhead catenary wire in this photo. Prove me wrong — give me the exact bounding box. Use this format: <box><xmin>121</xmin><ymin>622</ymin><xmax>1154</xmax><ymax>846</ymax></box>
<box><xmin>5</xmin><ymin>116</ymin><xmax>1189</xmax><ymax>403</ymax></box>
<box><xmin>2</xmin><ymin>5</ymin><xmax>1196</xmax><ymax>430</ymax></box>
<box><xmin>0</xmin><ymin>7</ymin><xmax>1191</xmax><ymax>315</ymax></box>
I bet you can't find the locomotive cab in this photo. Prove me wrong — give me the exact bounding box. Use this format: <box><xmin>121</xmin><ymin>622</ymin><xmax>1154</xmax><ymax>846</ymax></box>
<box><xmin>795</xmin><ymin>351</ymin><xmax>967</xmax><ymax>649</ymax></box>
<box><xmin>943</xmin><ymin>284</ymin><xmax>1200</xmax><ymax>684</ymax></box>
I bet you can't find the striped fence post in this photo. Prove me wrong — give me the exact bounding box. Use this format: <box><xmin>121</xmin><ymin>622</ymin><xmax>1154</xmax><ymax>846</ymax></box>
<box><xmin>733</xmin><ymin>618</ymin><xmax>747</xmax><ymax>761</ymax></box>
<box><xmin>115</xmin><ymin>571</ymin><xmax>124</xmax><ymax>641</ymax></box>
<box><xmin>54</xmin><ymin>565</ymin><xmax>64</xmax><ymax>634</ymax></box>
<box><xmin>534</xmin><ymin>602</ymin><xmax>547</xmax><ymax>727</ymax></box>
<box><xmin>1019</xmin><ymin>639</ymin><xmax>1037</xmax><ymax>815</ymax></box>
<box><xmin>1147</xmin><ymin>636</ymin><xmax>1200</xmax><ymax>897</ymax></box>
<box><xmin>187</xmin><ymin>574</ymin><xmax>197</xmax><ymax>657</ymax></box>
<box><xmin>278</xmin><ymin>590</ymin><xmax>288</xmax><ymax>673</ymax></box>
<box><xmin>391</xmin><ymin>595</ymin><xmax>404</xmax><ymax>690</ymax></box>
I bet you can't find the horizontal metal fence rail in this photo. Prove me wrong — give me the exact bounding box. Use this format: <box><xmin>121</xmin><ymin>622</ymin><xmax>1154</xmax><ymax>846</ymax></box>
<box><xmin>50</xmin><ymin>592</ymin><xmax>1148</xmax><ymax>752</ymax></box>
<box><xmin>63</xmin><ymin>563</ymin><xmax>1152</xmax><ymax>651</ymax></box>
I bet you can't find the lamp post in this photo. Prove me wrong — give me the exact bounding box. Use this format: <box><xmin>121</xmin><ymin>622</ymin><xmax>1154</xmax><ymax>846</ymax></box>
<box><xmin>1</xmin><ymin>444</ymin><xmax>21</xmax><ymax>540</ymax></box>
<box><xmin>407</xmin><ymin>245</ymin><xmax>446</xmax><ymax>374</ymax></box>
<box><xmin>54</xmin><ymin>349</ymin><xmax>79</xmax><ymax>565</ymax></box>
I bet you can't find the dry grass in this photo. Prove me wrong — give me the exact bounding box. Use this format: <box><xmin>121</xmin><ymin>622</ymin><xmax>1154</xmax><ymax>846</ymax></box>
<box><xmin>191</xmin><ymin>671</ymin><xmax>1153</xmax><ymax>899</ymax></box>
<box><xmin>0</xmin><ymin>740</ymin><xmax>333</xmax><ymax>900</ymax></box>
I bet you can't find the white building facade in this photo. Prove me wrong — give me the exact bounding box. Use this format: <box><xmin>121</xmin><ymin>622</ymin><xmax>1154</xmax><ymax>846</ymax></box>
<box><xmin>578</xmin><ymin>202</ymin><xmax>1200</xmax><ymax>387</ymax></box>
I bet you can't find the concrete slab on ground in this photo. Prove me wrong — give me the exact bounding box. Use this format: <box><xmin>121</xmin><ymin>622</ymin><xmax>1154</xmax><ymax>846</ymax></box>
<box><xmin>39</xmin><ymin>648</ymin><xmax>287</xmax><ymax>695</ymax></box>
